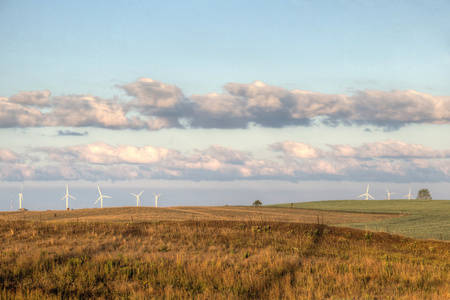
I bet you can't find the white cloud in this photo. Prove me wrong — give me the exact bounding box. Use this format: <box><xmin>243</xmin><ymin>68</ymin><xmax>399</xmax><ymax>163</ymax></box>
<box><xmin>2</xmin><ymin>79</ymin><xmax>450</xmax><ymax>130</ymax></box>
<box><xmin>39</xmin><ymin>142</ymin><xmax>179</xmax><ymax>165</ymax></box>
<box><xmin>48</xmin><ymin>95</ymin><xmax>134</xmax><ymax>129</ymax></box>
<box><xmin>329</xmin><ymin>140</ymin><xmax>450</xmax><ymax>158</ymax></box>
<box><xmin>0</xmin><ymin>138</ymin><xmax>449</xmax><ymax>182</ymax></box>
<box><xmin>0</xmin><ymin>97</ymin><xmax>45</xmax><ymax>127</ymax></box>
<box><xmin>0</xmin><ymin>149</ymin><xmax>20</xmax><ymax>162</ymax></box>
<box><xmin>270</xmin><ymin>141</ymin><xmax>322</xmax><ymax>159</ymax></box>
<box><xmin>9</xmin><ymin>90</ymin><xmax>51</xmax><ymax>107</ymax></box>
<box><xmin>121</xmin><ymin>78</ymin><xmax>184</xmax><ymax>109</ymax></box>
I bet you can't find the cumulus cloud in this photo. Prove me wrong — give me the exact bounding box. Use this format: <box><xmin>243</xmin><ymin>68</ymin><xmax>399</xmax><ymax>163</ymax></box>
<box><xmin>2</xmin><ymin>140</ymin><xmax>450</xmax><ymax>182</ymax></box>
<box><xmin>270</xmin><ymin>141</ymin><xmax>323</xmax><ymax>159</ymax></box>
<box><xmin>2</xmin><ymin>78</ymin><xmax>450</xmax><ymax>130</ymax></box>
<box><xmin>328</xmin><ymin>140</ymin><xmax>450</xmax><ymax>158</ymax></box>
<box><xmin>0</xmin><ymin>97</ymin><xmax>45</xmax><ymax>127</ymax></box>
<box><xmin>0</xmin><ymin>149</ymin><xmax>20</xmax><ymax>162</ymax></box>
<box><xmin>121</xmin><ymin>78</ymin><xmax>184</xmax><ymax>109</ymax></box>
<box><xmin>9</xmin><ymin>90</ymin><xmax>51</xmax><ymax>107</ymax></box>
<box><xmin>272</xmin><ymin>140</ymin><xmax>450</xmax><ymax>159</ymax></box>
<box><xmin>37</xmin><ymin>142</ymin><xmax>179</xmax><ymax>164</ymax></box>
<box><xmin>47</xmin><ymin>95</ymin><xmax>135</xmax><ymax>129</ymax></box>
<box><xmin>120</xmin><ymin>79</ymin><xmax>450</xmax><ymax>130</ymax></box>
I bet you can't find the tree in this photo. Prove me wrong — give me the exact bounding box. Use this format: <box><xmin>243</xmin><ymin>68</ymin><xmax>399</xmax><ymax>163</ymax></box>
<box><xmin>253</xmin><ymin>200</ymin><xmax>262</xmax><ymax>207</ymax></box>
<box><xmin>417</xmin><ymin>189</ymin><xmax>432</xmax><ymax>200</ymax></box>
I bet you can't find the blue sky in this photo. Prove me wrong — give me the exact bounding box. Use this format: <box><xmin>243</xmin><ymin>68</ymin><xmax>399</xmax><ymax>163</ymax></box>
<box><xmin>1</xmin><ymin>0</ymin><xmax>450</xmax><ymax>210</ymax></box>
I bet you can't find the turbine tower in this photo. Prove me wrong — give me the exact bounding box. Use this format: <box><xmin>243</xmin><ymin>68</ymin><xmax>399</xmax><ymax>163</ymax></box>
<box><xmin>358</xmin><ymin>184</ymin><xmax>374</xmax><ymax>200</ymax></box>
<box><xmin>404</xmin><ymin>187</ymin><xmax>415</xmax><ymax>200</ymax></box>
<box><xmin>18</xmin><ymin>185</ymin><xmax>24</xmax><ymax>210</ymax></box>
<box><xmin>153</xmin><ymin>192</ymin><xmax>162</xmax><ymax>207</ymax></box>
<box><xmin>60</xmin><ymin>184</ymin><xmax>76</xmax><ymax>210</ymax></box>
<box><xmin>131</xmin><ymin>190</ymin><xmax>144</xmax><ymax>207</ymax></box>
<box><xmin>95</xmin><ymin>187</ymin><xmax>111</xmax><ymax>208</ymax></box>
<box><xmin>386</xmin><ymin>188</ymin><xmax>395</xmax><ymax>200</ymax></box>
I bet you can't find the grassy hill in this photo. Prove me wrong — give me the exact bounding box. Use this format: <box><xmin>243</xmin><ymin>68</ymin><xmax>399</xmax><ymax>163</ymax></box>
<box><xmin>271</xmin><ymin>200</ymin><xmax>450</xmax><ymax>241</ymax></box>
<box><xmin>0</xmin><ymin>219</ymin><xmax>449</xmax><ymax>299</ymax></box>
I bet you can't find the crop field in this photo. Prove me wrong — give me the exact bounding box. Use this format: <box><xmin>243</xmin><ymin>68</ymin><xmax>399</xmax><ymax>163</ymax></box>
<box><xmin>272</xmin><ymin>200</ymin><xmax>450</xmax><ymax>241</ymax></box>
<box><xmin>0</xmin><ymin>219</ymin><xmax>449</xmax><ymax>299</ymax></box>
<box><xmin>1</xmin><ymin>205</ymin><xmax>400</xmax><ymax>224</ymax></box>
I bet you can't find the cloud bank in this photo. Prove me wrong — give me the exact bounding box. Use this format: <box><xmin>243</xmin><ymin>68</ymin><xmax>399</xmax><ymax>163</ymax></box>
<box><xmin>1</xmin><ymin>140</ymin><xmax>449</xmax><ymax>183</ymax></box>
<box><xmin>2</xmin><ymin>78</ymin><xmax>450</xmax><ymax>130</ymax></box>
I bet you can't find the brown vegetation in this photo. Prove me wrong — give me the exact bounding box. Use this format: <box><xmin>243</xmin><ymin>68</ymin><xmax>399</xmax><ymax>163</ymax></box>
<box><xmin>1</xmin><ymin>206</ymin><xmax>400</xmax><ymax>224</ymax></box>
<box><xmin>0</xmin><ymin>218</ymin><xmax>448</xmax><ymax>299</ymax></box>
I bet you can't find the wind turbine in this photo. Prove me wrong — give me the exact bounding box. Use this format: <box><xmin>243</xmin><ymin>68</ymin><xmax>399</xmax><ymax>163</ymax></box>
<box><xmin>153</xmin><ymin>192</ymin><xmax>162</xmax><ymax>207</ymax></box>
<box><xmin>60</xmin><ymin>184</ymin><xmax>76</xmax><ymax>210</ymax></box>
<box><xmin>95</xmin><ymin>187</ymin><xmax>111</xmax><ymax>208</ymax></box>
<box><xmin>404</xmin><ymin>187</ymin><xmax>415</xmax><ymax>200</ymax></box>
<box><xmin>358</xmin><ymin>184</ymin><xmax>374</xmax><ymax>200</ymax></box>
<box><xmin>131</xmin><ymin>190</ymin><xmax>144</xmax><ymax>207</ymax></box>
<box><xmin>18</xmin><ymin>185</ymin><xmax>24</xmax><ymax>210</ymax></box>
<box><xmin>386</xmin><ymin>187</ymin><xmax>395</xmax><ymax>200</ymax></box>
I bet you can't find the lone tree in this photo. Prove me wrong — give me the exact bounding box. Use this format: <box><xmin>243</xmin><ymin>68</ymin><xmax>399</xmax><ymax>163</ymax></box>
<box><xmin>417</xmin><ymin>189</ymin><xmax>432</xmax><ymax>200</ymax></box>
<box><xmin>253</xmin><ymin>200</ymin><xmax>262</xmax><ymax>207</ymax></box>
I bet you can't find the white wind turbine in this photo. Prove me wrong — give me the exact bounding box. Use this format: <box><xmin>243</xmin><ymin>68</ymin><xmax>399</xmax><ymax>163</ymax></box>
<box><xmin>153</xmin><ymin>192</ymin><xmax>162</xmax><ymax>207</ymax></box>
<box><xmin>386</xmin><ymin>187</ymin><xmax>395</xmax><ymax>200</ymax></box>
<box><xmin>60</xmin><ymin>184</ymin><xmax>76</xmax><ymax>210</ymax></box>
<box><xmin>18</xmin><ymin>185</ymin><xmax>24</xmax><ymax>210</ymax></box>
<box><xmin>358</xmin><ymin>184</ymin><xmax>374</xmax><ymax>200</ymax></box>
<box><xmin>131</xmin><ymin>190</ymin><xmax>144</xmax><ymax>207</ymax></box>
<box><xmin>404</xmin><ymin>187</ymin><xmax>415</xmax><ymax>200</ymax></box>
<box><xmin>95</xmin><ymin>187</ymin><xmax>111</xmax><ymax>208</ymax></box>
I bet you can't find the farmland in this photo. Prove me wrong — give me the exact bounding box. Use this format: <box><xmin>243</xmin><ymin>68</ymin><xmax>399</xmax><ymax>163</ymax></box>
<box><xmin>0</xmin><ymin>204</ymin><xmax>449</xmax><ymax>299</ymax></box>
<box><xmin>1</xmin><ymin>205</ymin><xmax>399</xmax><ymax>224</ymax></box>
<box><xmin>272</xmin><ymin>200</ymin><xmax>450</xmax><ymax>241</ymax></box>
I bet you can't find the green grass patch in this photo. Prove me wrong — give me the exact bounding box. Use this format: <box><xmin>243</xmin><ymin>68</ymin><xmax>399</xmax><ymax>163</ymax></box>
<box><xmin>271</xmin><ymin>200</ymin><xmax>450</xmax><ymax>241</ymax></box>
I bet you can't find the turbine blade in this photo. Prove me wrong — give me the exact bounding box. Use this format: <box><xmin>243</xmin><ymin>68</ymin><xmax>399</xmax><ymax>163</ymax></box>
<box><xmin>69</xmin><ymin>195</ymin><xmax>76</xmax><ymax>200</ymax></box>
<box><xmin>95</xmin><ymin>197</ymin><xmax>101</xmax><ymax>204</ymax></box>
<box><xmin>369</xmin><ymin>195</ymin><xmax>374</xmax><ymax>200</ymax></box>
<box><xmin>98</xmin><ymin>186</ymin><xmax>102</xmax><ymax>195</ymax></box>
<box><xmin>132</xmin><ymin>193</ymin><xmax>137</xmax><ymax>197</ymax></box>
<box><xmin>60</xmin><ymin>196</ymin><xmax>66</xmax><ymax>201</ymax></box>
<box><xmin>104</xmin><ymin>195</ymin><xmax>111</xmax><ymax>198</ymax></box>
<box><xmin>138</xmin><ymin>191</ymin><xmax>144</xmax><ymax>196</ymax></box>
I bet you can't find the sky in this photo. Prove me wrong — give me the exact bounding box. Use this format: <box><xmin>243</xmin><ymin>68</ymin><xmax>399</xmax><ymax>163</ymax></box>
<box><xmin>1</xmin><ymin>0</ymin><xmax>450</xmax><ymax>210</ymax></box>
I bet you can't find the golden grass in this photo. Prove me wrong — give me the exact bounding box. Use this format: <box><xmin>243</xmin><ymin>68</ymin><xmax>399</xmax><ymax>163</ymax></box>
<box><xmin>1</xmin><ymin>206</ymin><xmax>401</xmax><ymax>224</ymax></box>
<box><xmin>0</xmin><ymin>219</ymin><xmax>448</xmax><ymax>299</ymax></box>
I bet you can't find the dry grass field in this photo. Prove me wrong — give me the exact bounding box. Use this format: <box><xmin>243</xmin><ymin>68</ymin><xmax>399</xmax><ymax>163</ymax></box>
<box><xmin>0</xmin><ymin>219</ymin><xmax>449</xmax><ymax>299</ymax></box>
<box><xmin>1</xmin><ymin>206</ymin><xmax>448</xmax><ymax>299</ymax></box>
<box><xmin>1</xmin><ymin>205</ymin><xmax>401</xmax><ymax>224</ymax></box>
